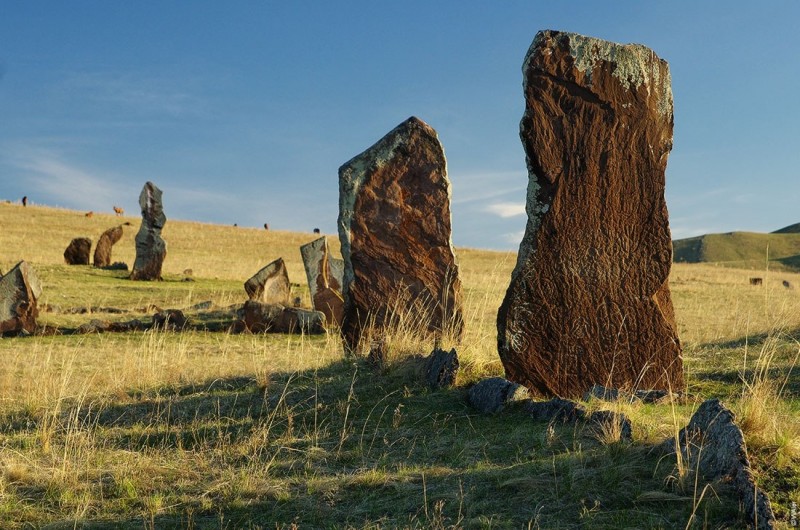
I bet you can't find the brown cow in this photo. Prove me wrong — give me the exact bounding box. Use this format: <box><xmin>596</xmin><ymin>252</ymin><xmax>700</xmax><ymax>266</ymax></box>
<box><xmin>113</xmin><ymin>206</ymin><xmax>124</xmax><ymax>216</ymax></box>
<box><xmin>85</xmin><ymin>211</ymin><xmax>94</xmax><ymax>218</ymax></box>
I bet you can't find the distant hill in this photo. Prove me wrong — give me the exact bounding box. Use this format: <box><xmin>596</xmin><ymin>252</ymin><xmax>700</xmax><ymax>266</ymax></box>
<box><xmin>673</xmin><ymin>230</ymin><xmax>800</xmax><ymax>271</ymax></box>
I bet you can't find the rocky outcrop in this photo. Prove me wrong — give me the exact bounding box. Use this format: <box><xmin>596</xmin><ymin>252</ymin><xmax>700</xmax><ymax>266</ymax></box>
<box><xmin>94</xmin><ymin>225</ymin><xmax>124</xmax><ymax>268</ymax></box>
<box><xmin>131</xmin><ymin>181</ymin><xmax>167</xmax><ymax>281</ymax></box>
<box><xmin>338</xmin><ymin>116</ymin><xmax>464</xmax><ymax>352</ymax></box>
<box><xmin>468</xmin><ymin>377</ymin><xmax>530</xmax><ymax>414</ymax></box>
<box><xmin>660</xmin><ymin>399</ymin><xmax>775</xmax><ymax>529</ymax></box>
<box><xmin>244</xmin><ymin>258</ymin><xmax>291</xmax><ymax>305</ymax></box>
<box><xmin>300</xmin><ymin>237</ymin><xmax>344</xmax><ymax>327</ymax></box>
<box><xmin>64</xmin><ymin>237</ymin><xmax>92</xmax><ymax>265</ymax></box>
<box><xmin>497</xmin><ymin>30</ymin><xmax>683</xmax><ymax>398</ymax></box>
<box><xmin>240</xmin><ymin>301</ymin><xmax>325</xmax><ymax>335</ymax></box>
<box><xmin>0</xmin><ymin>261</ymin><xmax>42</xmax><ymax>336</ymax></box>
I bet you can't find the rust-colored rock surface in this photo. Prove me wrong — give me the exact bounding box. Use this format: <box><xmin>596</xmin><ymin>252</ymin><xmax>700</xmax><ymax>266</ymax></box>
<box><xmin>0</xmin><ymin>261</ymin><xmax>42</xmax><ymax>336</ymax></box>
<box><xmin>131</xmin><ymin>181</ymin><xmax>167</xmax><ymax>281</ymax></box>
<box><xmin>244</xmin><ymin>258</ymin><xmax>291</xmax><ymax>305</ymax></box>
<box><xmin>94</xmin><ymin>225</ymin><xmax>124</xmax><ymax>268</ymax></box>
<box><xmin>338</xmin><ymin>117</ymin><xmax>464</xmax><ymax>351</ymax></box>
<box><xmin>497</xmin><ymin>31</ymin><xmax>683</xmax><ymax>398</ymax></box>
<box><xmin>64</xmin><ymin>237</ymin><xmax>92</xmax><ymax>265</ymax></box>
<box><xmin>300</xmin><ymin>237</ymin><xmax>344</xmax><ymax>327</ymax></box>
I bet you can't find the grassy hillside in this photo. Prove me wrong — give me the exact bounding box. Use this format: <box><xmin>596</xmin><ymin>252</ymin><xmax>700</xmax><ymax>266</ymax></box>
<box><xmin>674</xmin><ymin>230</ymin><xmax>800</xmax><ymax>271</ymax></box>
<box><xmin>1</xmin><ymin>202</ymin><xmax>799</xmax><ymax>528</ymax></box>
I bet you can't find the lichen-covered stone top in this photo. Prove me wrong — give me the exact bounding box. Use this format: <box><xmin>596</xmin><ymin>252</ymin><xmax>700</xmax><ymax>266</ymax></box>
<box><xmin>525</xmin><ymin>30</ymin><xmax>673</xmax><ymax>118</ymax></box>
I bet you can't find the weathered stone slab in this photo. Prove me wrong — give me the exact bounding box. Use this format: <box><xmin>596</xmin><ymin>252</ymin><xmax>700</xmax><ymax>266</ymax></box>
<box><xmin>660</xmin><ymin>399</ymin><xmax>775</xmax><ymax>529</ymax></box>
<box><xmin>497</xmin><ymin>30</ymin><xmax>683</xmax><ymax>398</ymax></box>
<box><xmin>0</xmin><ymin>261</ymin><xmax>42</xmax><ymax>336</ymax></box>
<box><xmin>300</xmin><ymin>237</ymin><xmax>344</xmax><ymax>326</ymax></box>
<box><xmin>244</xmin><ymin>257</ymin><xmax>290</xmax><ymax>305</ymax></box>
<box><xmin>64</xmin><ymin>237</ymin><xmax>92</xmax><ymax>265</ymax></box>
<box><xmin>94</xmin><ymin>225</ymin><xmax>124</xmax><ymax>268</ymax></box>
<box><xmin>468</xmin><ymin>377</ymin><xmax>530</xmax><ymax>414</ymax></box>
<box><xmin>338</xmin><ymin>116</ymin><xmax>464</xmax><ymax>351</ymax></box>
<box><xmin>240</xmin><ymin>301</ymin><xmax>325</xmax><ymax>335</ymax></box>
<box><xmin>131</xmin><ymin>181</ymin><xmax>167</xmax><ymax>281</ymax></box>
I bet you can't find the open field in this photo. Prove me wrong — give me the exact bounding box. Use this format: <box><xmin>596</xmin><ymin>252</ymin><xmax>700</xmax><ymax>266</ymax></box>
<box><xmin>1</xmin><ymin>202</ymin><xmax>799</xmax><ymax>528</ymax></box>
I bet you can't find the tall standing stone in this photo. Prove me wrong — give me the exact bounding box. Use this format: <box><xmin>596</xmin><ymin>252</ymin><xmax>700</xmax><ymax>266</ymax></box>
<box><xmin>131</xmin><ymin>181</ymin><xmax>167</xmax><ymax>281</ymax></box>
<box><xmin>497</xmin><ymin>31</ymin><xmax>683</xmax><ymax>398</ymax></box>
<box><xmin>94</xmin><ymin>225</ymin><xmax>124</xmax><ymax>268</ymax></box>
<box><xmin>244</xmin><ymin>257</ymin><xmax>291</xmax><ymax>305</ymax></box>
<box><xmin>338</xmin><ymin>117</ymin><xmax>464</xmax><ymax>351</ymax></box>
<box><xmin>300</xmin><ymin>237</ymin><xmax>344</xmax><ymax>327</ymax></box>
<box><xmin>63</xmin><ymin>237</ymin><xmax>92</xmax><ymax>265</ymax></box>
<box><xmin>0</xmin><ymin>261</ymin><xmax>42</xmax><ymax>336</ymax></box>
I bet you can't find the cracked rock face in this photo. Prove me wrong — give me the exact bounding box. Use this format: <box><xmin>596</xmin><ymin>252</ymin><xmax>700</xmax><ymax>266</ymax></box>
<box><xmin>338</xmin><ymin>117</ymin><xmax>464</xmax><ymax>351</ymax></box>
<box><xmin>497</xmin><ymin>30</ymin><xmax>683</xmax><ymax>398</ymax></box>
<box><xmin>300</xmin><ymin>237</ymin><xmax>344</xmax><ymax>327</ymax></box>
<box><xmin>131</xmin><ymin>182</ymin><xmax>167</xmax><ymax>281</ymax></box>
<box><xmin>244</xmin><ymin>257</ymin><xmax>291</xmax><ymax>305</ymax></box>
<box><xmin>0</xmin><ymin>261</ymin><xmax>42</xmax><ymax>336</ymax></box>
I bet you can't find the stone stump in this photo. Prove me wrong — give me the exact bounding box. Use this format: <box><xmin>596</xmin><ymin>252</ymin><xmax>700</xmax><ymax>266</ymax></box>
<box><xmin>497</xmin><ymin>31</ymin><xmax>683</xmax><ymax>398</ymax></box>
<box><xmin>338</xmin><ymin>116</ymin><xmax>464</xmax><ymax>352</ymax></box>
<box><xmin>64</xmin><ymin>237</ymin><xmax>92</xmax><ymax>265</ymax></box>
<box><xmin>244</xmin><ymin>258</ymin><xmax>291</xmax><ymax>305</ymax></box>
<box><xmin>300</xmin><ymin>237</ymin><xmax>344</xmax><ymax>327</ymax></box>
<box><xmin>94</xmin><ymin>225</ymin><xmax>124</xmax><ymax>268</ymax></box>
<box><xmin>0</xmin><ymin>261</ymin><xmax>42</xmax><ymax>336</ymax></box>
<box><xmin>131</xmin><ymin>181</ymin><xmax>167</xmax><ymax>280</ymax></box>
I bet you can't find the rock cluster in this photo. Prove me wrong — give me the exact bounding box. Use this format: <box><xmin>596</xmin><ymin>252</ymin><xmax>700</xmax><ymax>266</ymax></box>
<box><xmin>131</xmin><ymin>181</ymin><xmax>167</xmax><ymax>281</ymax></box>
<box><xmin>497</xmin><ymin>30</ymin><xmax>683</xmax><ymax>398</ymax></box>
<box><xmin>338</xmin><ymin>116</ymin><xmax>464</xmax><ymax>352</ymax></box>
<box><xmin>0</xmin><ymin>261</ymin><xmax>42</xmax><ymax>336</ymax></box>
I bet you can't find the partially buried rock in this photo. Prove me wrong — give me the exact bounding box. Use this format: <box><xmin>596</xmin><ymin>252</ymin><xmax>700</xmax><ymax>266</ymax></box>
<box><xmin>240</xmin><ymin>301</ymin><xmax>325</xmax><ymax>335</ymax></box>
<box><xmin>424</xmin><ymin>347</ymin><xmax>459</xmax><ymax>390</ymax></box>
<box><xmin>244</xmin><ymin>258</ymin><xmax>290</xmax><ymax>305</ymax></box>
<box><xmin>0</xmin><ymin>261</ymin><xmax>42</xmax><ymax>336</ymax></box>
<box><xmin>64</xmin><ymin>237</ymin><xmax>92</xmax><ymax>265</ymax></box>
<box><xmin>300</xmin><ymin>237</ymin><xmax>344</xmax><ymax>327</ymax></box>
<box><xmin>94</xmin><ymin>225</ymin><xmax>124</xmax><ymax>268</ymax></box>
<box><xmin>338</xmin><ymin>117</ymin><xmax>464</xmax><ymax>352</ymax></box>
<box><xmin>468</xmin><ymin>377</ymin><xmax>530</xmax><ymax>414</ymax></box>
<box><xmin>131</xmin><ymin>181</ymin><xmax>167</xmax><ymax>281</ymax></box>
<box><xmin>497</xmin><ymin>30</ymin><xmax>683</xmax><ymax>398</ymax></box>
<box><xmin>152</xmin><ymin>309</ymin><xmax>187</xmax><ymax>331</ymax></box>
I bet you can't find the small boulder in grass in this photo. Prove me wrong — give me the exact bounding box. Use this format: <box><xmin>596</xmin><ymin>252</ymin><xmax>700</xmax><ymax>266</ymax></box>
<box><xmin>152</xmin><ymin>309</ymin><xmax>188</xmax><ymax>331</ymax></box>
<box><xmin>468</xmin><ymin>377</ymin><xmax>530</xmax><ymax>414</ymax></box>
<box><xmin>424</xmin><ymin>347</ymin><xmax>459</xmax><ymax>390</ymax></box>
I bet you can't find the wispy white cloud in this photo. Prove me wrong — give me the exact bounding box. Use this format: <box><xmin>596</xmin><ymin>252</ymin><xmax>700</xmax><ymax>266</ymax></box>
<box><xmin>484</xmin><ymin>202</ymin><xmax>526</xmax><ymax>218</ymax></box>
<box><xmin>450</xmin><ymin>170</ymin><xmax>527</xmax><ymax>205</ymax></box>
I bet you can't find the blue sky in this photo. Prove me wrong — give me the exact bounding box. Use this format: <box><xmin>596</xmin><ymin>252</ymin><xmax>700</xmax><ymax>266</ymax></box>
<box><xmin>2</xmin><ymin>2</ymin><xmax>799</xmax><ymax>250</ymax></box>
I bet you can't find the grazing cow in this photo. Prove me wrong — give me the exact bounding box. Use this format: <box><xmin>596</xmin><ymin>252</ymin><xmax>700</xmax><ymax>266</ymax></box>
<box><xmin>113</xmin><ymin>206</ymin><xmax>124</xmax><ymax>216</ymax></box>
<box><xmin>313</xmin><ymin>227</ymin><xmax>321</xmax><ymax>234</ymax></box>
<box><xmin>233</xmin><ymin>223</ymin><xmax>238</xmax><ymax>227</ymax></box>
<box><xmin>264</xmin><ymin>223</ymin><xmax>269</xmax><ymax>230</ymax></box>
<box><xmin>749</xmin><ymin>277</ymin><xmax>763</xmax><ymax>286</ymax></box>
<box><xmin>21</xmin><ymin>196</ymin><xmax>27</xmax><ymax>207</ymax></box>
<box><xmin>783</xmin><ymin>280</ymin><xmax>792</xmax><ymax>289</ymax></box>
<box><xmin>85</xmin><ymin>211</ymin><xmax>94</xmax><ymax>218</ymax></box>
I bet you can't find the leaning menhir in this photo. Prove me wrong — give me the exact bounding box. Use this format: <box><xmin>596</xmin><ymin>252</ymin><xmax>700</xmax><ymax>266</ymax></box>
<box><xmin>0</xmin><ymin>261</ymin><xmax>42</xmax><ymax>336</ymax></box>
<box><xmin>244</xmin><ymin>257</ymin><xmax>291</xmax><ymax>305</ymax></box>
<box><xmin>94</xmin><ymin>225</ymin><xmax>124</xmax><ymax>268</ymax></box>
<box><xmin>497</xmin><ymin>31</ymin><xmax>683</xmax><ymax>398</ymax></box>
<box><xmin>130</xmin><ymin>181</ymin><xmax>167</xmax><ymax>281</ymax></box>
<box><xmin>338</xmin><ymin>117</ymin><xmax>464</xmax><ymax>351</ymax></box>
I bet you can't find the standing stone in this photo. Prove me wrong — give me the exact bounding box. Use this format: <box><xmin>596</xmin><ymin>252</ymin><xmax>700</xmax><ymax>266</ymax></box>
<box><xmin>244</xmin><ymin>257</ymin><xmax>291</xmax><ymax>305</ymax></box>
<box><xmin>63</xmin><ymin>237</ymin><xmax>92</xmax><ymax>265</ymax></box>
<box><xmin>0</xmin><ymin>261</ymin><xmax>42</xmax><ymax>336</ymax></box>
<box><xmin>131</xmin><ymin>181</ymin><xmax>167</xmax><ymax>281</ymax></box>
<box><xmin>94</xmin><ymin>225</ymin><xmax>124</xmax><ymax>268</ymax></box>
<box><xmin>338</xmin><ymin>117</ymin><xmax>464</xmax><ymax>351</ymax></box>
<box><xmin>497</xmin><ymin>31</ymin><xmax>683</xmax><ymax>398</ymax></box>
<box><xmin>300</xmin><ymin>237</ymin><xmax>344</xmax><ymax>326</ymax></box>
